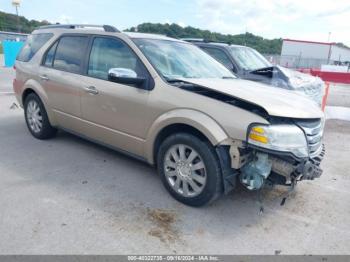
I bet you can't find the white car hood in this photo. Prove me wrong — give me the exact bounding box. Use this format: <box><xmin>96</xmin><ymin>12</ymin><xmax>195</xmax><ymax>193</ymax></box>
<box><xmin>180</xmin><ymin>78</ymin><xmax>324</xmax><ymax>119</ymax></box>
<box><xmin>277</xmin><ymin>66</ymin><xmax>325</xmax><ymax>105</ymax></box>
<box><xmin>278</xmin><ymin>65</ymin><xmax>323</xmax><ymax>88</ymax></box>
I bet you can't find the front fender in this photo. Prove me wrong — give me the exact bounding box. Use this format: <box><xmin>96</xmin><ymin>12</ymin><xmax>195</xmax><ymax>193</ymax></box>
<box><xmin>144</xmin><ymin>108</ymin><xmax>229</xmax><ymax>164</ymax></box>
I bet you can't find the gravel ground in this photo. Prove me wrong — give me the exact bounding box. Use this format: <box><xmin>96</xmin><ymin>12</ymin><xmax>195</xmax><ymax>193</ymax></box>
<box><xmin>0</xmin><ymin>57</ymin><xmax>349</xmax><ymax>254</ymax></box>
<box><xmin>327</xmin><ymin>83</ymin><xmax>350</xmax><ymax>107</ymax></box>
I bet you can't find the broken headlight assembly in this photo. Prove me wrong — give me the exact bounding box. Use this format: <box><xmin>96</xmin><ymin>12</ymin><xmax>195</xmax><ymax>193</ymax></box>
<box><xmin>247</xmin><ymin>124</ymin><xmax>308</xmax><ymax>158</ymax></box>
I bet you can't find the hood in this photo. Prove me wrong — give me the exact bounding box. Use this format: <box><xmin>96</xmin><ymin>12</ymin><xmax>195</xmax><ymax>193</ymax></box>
<box><xmin>247</xmin><ymin>66</ymin><xmax>325</xmax><ymax>106</ymax></box>
<box><xmin>276</xmin><ymin>66</ymin><xmax>325</xmax><ymax>105</ymax></box>
<box><xmin>179</xmin><ymin>78</ymin><xmax>324</xmax><ymax>119</ymax></box>
<box><xmin>277</xmin><ymin>66</ymin><xmax>322</xmax><ymax>88</ymax></box>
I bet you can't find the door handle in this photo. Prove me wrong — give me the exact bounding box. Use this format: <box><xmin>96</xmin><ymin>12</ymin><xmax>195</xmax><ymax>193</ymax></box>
<box><xmin>39</xmin><ymin>75</ymin><xmax>49</xmax><ymax>81</ymax></box>
<box><xmin>85</xmin><ymin>86</ymin><xmax>99</xmax><ymax>95</ymax></box>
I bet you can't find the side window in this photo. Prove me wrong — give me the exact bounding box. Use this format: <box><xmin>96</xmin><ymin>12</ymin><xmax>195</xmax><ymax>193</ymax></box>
<box><xmin>43</xmin><ymin>41</ymin><xmax>58</xmax><ymax>67</ymax></box>
<box><xmin>53</xmin><ymin>36</ymin><xmax>89</xmax><ymax>74</ymax></box>
<box><xmin>88</xmin><ymin>37</ymin><xmax>141</xmax><ymax>80</ymax></box>
<box><xmin>17</xmin><ymin>33</ymin><xmax>53</xmax><ymax>62</ymax></box>
<box><xmin>202</xmin><ymin>47</ymin><xmax>233</xmax><ymax>70</ymax></box>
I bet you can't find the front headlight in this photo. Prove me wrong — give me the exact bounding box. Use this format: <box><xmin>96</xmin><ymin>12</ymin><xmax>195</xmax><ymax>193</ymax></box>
<box><xmin>248</xmin><ymin>124</ymin><xmax>308</xmax><ymax>158</ymax></box>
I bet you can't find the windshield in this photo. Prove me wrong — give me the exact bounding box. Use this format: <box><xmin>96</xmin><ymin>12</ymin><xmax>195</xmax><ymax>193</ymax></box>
<box><xmin>228</xmin><ymin>46</ymin><xmax>271</xmax><ymax>71</ymax></box>
<box><xmin>133</xmin><ymin>39</ymin><xmax>235</xmax><ymax>80</ymax></box>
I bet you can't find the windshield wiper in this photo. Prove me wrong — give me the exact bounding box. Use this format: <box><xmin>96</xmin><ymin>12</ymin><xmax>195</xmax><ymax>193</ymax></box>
<box><xmin>165</xmin><ymin>77</ymin><xmax>194</xmax><ymax>85</ymax></box>
<box><xmin>164</xmin><ymin>77</ymin><xmax>201</xmax><ymax>89</ymax></box>
<box><xmin>222</xmin><ymin>76</ymin><xmax>235</xmax><ymax>79</ymax></box>
<box><xmin>166</xmin><ymin>76</ymin><xmax>235</xmax><ymax>83</ymax></box>
<box><xmin>165</xmin><ymin>78</ymin><xmax>187</xmax><ymax>83</ymax></box>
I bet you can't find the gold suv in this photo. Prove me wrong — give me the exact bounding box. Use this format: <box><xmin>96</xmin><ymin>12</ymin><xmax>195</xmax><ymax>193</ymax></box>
<box><xmin>14</xmin><ymin>24</ymin><xmax>325</xmax><ymax>206</ymax></box>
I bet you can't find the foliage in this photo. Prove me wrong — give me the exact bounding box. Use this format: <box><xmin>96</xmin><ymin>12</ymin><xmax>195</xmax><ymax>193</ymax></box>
<box><xmin>126</xmin><ymin>23</ymin><xmax>284</xmax><ymax>54</ymax></box>
<box><xmin>336</xmin><ymin>42</ymin><xmax>350</xmax><ymax>50</ymax></box>
<box><xmin>0</xmin><ymin>10</ymin><xmax>348</xmax><ymax>54</ymax></box>
<box><xmin>0</xmin><ymin>11</ymin><xmax>50</xmax><ymax>34</ymax></box>
<box><xmin>0</xmin><ymin>43</ymin><xmax>3</xmax><ymax>54</ymax></box>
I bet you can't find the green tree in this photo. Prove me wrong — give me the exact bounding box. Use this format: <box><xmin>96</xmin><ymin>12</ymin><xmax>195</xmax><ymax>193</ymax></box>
<box><xmin>125</xmin><ymin>23</ymin><xmax>283</xmax><ymax>54</ymax></box>
<box><xmin>0</xmin><ymin>11</ymin><xmax>49</xmax><ymax>33</ymax></box>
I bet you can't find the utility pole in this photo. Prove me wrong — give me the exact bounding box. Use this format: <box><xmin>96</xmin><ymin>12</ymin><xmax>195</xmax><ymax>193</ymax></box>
<box><xmin>12</xmin><ymin>0</ymin><xmax>21</xmax><ymax>33</ymax></box>
<box><xmin>327</xmin><ymin>32</ymin><xmax>331</xmax><ymax>42</ymax></box>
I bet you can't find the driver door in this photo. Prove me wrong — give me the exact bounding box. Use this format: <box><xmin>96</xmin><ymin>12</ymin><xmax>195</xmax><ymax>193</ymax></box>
<box><xmin>79</xmin><ymin>36</ymin><xmax>152</xmax><ymax>157</ymax></box>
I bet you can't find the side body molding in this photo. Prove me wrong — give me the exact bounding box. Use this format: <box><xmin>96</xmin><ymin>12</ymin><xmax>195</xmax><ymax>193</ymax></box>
<box><xmin>144</xmin><ymin>109</ymin><xmax>229</xmax><ymax>164</ymax></box>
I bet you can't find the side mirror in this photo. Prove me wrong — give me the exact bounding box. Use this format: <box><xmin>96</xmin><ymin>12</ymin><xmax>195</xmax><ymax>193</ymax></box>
<box><xmin>108</xmin><ymin>68</ymin><xmax>145</xmax><ymax>87</ymax></box>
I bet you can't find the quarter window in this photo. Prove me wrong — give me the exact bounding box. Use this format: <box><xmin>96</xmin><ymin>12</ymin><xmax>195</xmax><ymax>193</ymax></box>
<box><xmin>17</xmin><ymin>33</ymin><xmax>53</xmax><ymax>62</ymax></box>
<box><xmin>43</xmin><ymin>41</ymin><xmax>58</xmax><ymax>67</ymax></box>
<box><xmin>53</xmin><ymin>36</ymin><xmax>89</xmax><ymax>74</ymax></box>
<box><xmin>88</xmin><ymin>37</ymin><xmax>141</xmax><ymax>80</ymax></box>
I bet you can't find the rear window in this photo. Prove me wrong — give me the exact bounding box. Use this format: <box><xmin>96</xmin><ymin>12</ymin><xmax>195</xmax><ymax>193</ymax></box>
<box><xmin>53</xmin><ymin>36</ymin><xmax>89</xmax><ymax>74</ymax></box>
<box><xmin>17</xmin><ymin>33</ymin><xmax>53</xmax><ymax>62</ymax></box>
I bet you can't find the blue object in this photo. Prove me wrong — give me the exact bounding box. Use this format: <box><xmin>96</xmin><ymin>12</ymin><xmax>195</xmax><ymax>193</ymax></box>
<box><xmin>3</xmin><ymin>40</ymin><xmax>24</xmax><ymax>67</ymax></box>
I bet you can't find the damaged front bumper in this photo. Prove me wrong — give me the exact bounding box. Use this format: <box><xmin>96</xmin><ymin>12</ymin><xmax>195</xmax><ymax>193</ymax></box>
<box><xmin>265</xmin><ymin>144</ymin><xmax>325</xmax><ymax>186</ymax></box>
<box><xmin>217</xmin><ymin>142</ymin><xmax>325</xmax><ymax>194</ymax></box>
<box><xmin>239</xmin><ymin>144</ymin><xmax>326</xmax><ymax>191</ymax></box>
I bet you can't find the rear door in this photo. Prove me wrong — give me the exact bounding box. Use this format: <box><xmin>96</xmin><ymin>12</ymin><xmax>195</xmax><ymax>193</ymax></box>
<box><xmin>40</xmin><ymin>35</ymin><xmax>90</xmax><ymax>129</ymax></box>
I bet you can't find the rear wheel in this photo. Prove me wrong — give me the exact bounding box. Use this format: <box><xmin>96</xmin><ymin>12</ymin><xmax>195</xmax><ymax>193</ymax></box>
<box><xmin>24</xmin><ymin>93</ymin><xmax>57</xmax><ymax>139</ymax></box>
<box><xmin>157</xmin><ymin>133</ymin><xmax>222</xmax><ymax>206</ymax></box>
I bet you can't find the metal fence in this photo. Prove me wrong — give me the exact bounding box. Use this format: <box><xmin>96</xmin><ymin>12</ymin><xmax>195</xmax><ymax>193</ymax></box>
<box><xmin>0</xmin><ymin>31</ymin><xmax>28</xmax><ymax>42</ymax></box>
<box><xmin>264</xmin><ymin>54</ymin><xmax>331</xmax><ymax>69</ymax></box>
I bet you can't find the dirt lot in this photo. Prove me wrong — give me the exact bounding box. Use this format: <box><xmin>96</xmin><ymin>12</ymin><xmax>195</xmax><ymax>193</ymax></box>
<box><xmin>0</xmin><ymin>59</ymin><xmax>349</xmax><ymax>254</ymax></box>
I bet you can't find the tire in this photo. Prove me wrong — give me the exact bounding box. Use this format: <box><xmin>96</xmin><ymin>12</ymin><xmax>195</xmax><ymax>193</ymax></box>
<box><xmin>157</xmin><ymin>133</ymin><xmax>222</xmax><ymax>207</ymax></box>
<box><xmin>24</xmin><ymin>93</ymin><xmax>57</xmax><ymax>140</ymax></box>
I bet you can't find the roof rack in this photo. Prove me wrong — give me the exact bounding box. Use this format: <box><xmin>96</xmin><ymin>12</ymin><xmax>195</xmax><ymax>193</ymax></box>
<box><xmin>181</xmin><ymin>38</ymin><xmax>231</xmax><ymax>45</ymax></box>
<box><xmin>37</xmin><ymin>24</ymin><xmax>120</xmax><ymax>33</ymax></box>
<box><xmin>181</xmin><ymin>38</ymin><xmax>205</xmax><ymax>42</ymax></box>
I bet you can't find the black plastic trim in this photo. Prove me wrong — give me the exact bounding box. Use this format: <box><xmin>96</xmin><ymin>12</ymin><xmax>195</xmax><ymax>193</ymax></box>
<box><xmin>37</xmin><ymin>24</ymin><xmax>120</xmax><ymax>33</ymax></box>
<box><xmin>216</xmin><ymin>145</ymin><xmax>239</xmax><ymax>195</ymax></box>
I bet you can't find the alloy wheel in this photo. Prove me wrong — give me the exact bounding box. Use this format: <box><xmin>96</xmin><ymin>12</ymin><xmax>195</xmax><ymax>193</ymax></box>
<box><xmin>164</xmin><ymin>144</ymin><xmax>207</xmax><ymax>197</ymax></box>
<box><xmin>26</xmin><ymin>100</ymin><xmax>43</xmax><ymax>133</ymax></box>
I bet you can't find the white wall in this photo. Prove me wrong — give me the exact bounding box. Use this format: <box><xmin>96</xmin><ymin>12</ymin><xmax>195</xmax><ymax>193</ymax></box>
<box><xmin>281</xmin><ymin>41</ymin><xmax>330</xmax><ymax>59</ymax></box>
<box><xmin>330</xmin><ymin>46</ymin><xmax>350</xmax><ymax>62</ymax></box>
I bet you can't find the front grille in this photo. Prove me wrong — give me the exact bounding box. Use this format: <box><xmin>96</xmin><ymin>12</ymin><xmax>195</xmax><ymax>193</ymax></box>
<box><xmin>296</xmin><ymin>119</ymin><xmax>324</xmax><ymax>157</ymax></box>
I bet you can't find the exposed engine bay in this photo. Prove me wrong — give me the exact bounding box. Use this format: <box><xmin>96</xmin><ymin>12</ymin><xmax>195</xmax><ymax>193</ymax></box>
<box><xmin>237</xmin><ymin>148</ymin><xmax>325</xmax><ymax>191</ymax></box>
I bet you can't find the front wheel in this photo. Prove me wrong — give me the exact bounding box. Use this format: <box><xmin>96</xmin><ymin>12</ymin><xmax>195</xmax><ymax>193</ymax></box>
<box><xmin>157</xmin><ymin>133</ymin><xmax>222</xmax><ymax>207</ymax></box>
<box><xmin>24</xmin><ymin>93</ymin><xmax>57</xmax><ymax>139</ymax></box>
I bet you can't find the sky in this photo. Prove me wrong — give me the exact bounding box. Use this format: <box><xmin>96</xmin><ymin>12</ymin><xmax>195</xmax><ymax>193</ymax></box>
<box><xmin>1</xmin><ymin>0</ymin><xmax>349</xmax><ymax>46</ymax></box>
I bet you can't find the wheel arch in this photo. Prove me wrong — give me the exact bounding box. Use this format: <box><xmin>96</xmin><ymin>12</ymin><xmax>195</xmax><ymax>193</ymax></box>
<box><xmin>144</xmin><ymin>109</ymin><xmax>229</xmax><ymax>165</ymax></box>
<box><xmin>21</xmin><ymin>80</ymin><xmax>58</xmax><ymax>126</ymax></box>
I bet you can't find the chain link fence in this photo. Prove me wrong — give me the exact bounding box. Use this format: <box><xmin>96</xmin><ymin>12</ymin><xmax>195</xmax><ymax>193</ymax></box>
<box><xmin>264</xmin><ymin>54</ymin><xmax>331</xmax><ymax>69</ymax></box>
